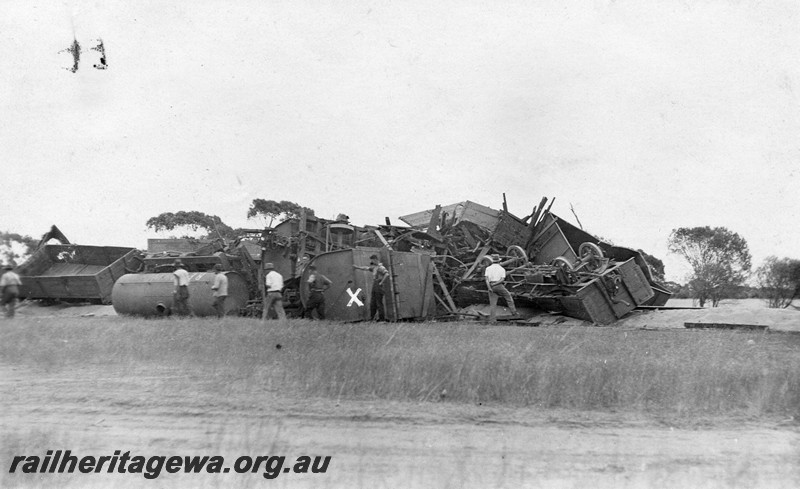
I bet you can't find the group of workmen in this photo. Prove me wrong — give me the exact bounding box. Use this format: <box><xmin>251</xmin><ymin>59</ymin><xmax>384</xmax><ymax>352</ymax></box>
<box><xmin>258</xmin><ymin>253</ymin><xmax>389</xmax><ymax>321</ymax></box>
<box><xmin>1</xmin><ymin>252</ymin><xmax>517</xmax><ymax>321</ymax></box>
<box><xmin>251</xmin><ymin>251</ymin><xmax>517</xmax><ymax>322</ymax></box>
<box><xmin>168</xmin><ymin>253</ymin><xmax>390</xmax><ymax>321</ymax></box>
<box><xmin>170</xmin><ymin>259</ymin><xmax>231</xmax><ymax>318</ymax></box>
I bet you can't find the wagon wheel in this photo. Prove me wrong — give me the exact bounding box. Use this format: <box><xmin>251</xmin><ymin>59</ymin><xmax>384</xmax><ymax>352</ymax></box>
<box><xmin>123</xmin><ymin>254</ymin><xmax>145</xmax><ymax>274</ymax></box>
<box><xmin>505</xmin><ymin>245</ymin><xmax>528</xmax><ymax>266</ymax></box>
<box><xmin>551</xmin><ymin>256</ymin><xmax>575</xmax><ymax>285</ymax></box>
<box><xmin>551</xmin><ymin>256</ymin><xmax>574</xmax><ymax>272</ymax></box>
<box><xmin>578</xmin><ymin>242</ymin><xmax>607</xmax><ymax>274</ymax></box>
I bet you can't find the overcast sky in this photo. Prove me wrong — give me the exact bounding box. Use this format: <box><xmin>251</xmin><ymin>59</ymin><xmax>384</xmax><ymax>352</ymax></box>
<box><xmin>2</xmin><ymin>1</ymin><xmax>798</xmax><ymax>282</ymax></box>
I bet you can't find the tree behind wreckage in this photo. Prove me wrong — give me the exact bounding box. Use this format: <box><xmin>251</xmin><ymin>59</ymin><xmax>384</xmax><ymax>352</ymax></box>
<box><xmin>145</xmin><ymin>211</ymin><xmax>239</xmax><ymax>241</ymax></box>
<box><xmin>756</xmin><ymin>256</ymin><xmax>800</xmax><ymax>308</ymax></box>
<box><xmin>668</xmin><ymin>226</ymin><xmax>751</xmax><ymax>307</ymax></box>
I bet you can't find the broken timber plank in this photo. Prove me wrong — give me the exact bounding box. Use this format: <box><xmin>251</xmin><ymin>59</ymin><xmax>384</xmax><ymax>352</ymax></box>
<box><xmin>636</xmin><ymin>305</ymin><xmax>703</xmax><ymax>310</ymax></box>
<box><xmin>522</xmin><ymin>205</ymin><xmax>537</xmax><ymax>224</ymax></box>
<box><xmin>461</xmin><ymin>225</ymin><xmax>477</xmax><ymax>248</ymax></box>
<box><xmin>543</xmin><ymin>197</ymin><xmax>555</xmax><ymax>217</ymax></box>
<box><xmin>433</xmin><ymin>292</ymin><xmax>450</xmax><ymax>311</ymax></box>
<box><xmin>426</xmin><ymin>205</ymin><xmax>443</xmax><ymax>240</ymax></box>
<box><xmin>462</xmin><ymin>245</ymin><xmax>491</xmax><ymax>280</ymax></box>
<box><xmin>524</xmin><ymin>197</ymin><xmax>549</xmax><ymax>248</ymax></box>
<box><xmin>374</xmin><ymin>229</ymin><xmax>393</xmax><ymax>249</ymax></box>
<box><xmin>684</xmin><ymin>322</ymin><xmax>768</xmax><ymax>331</ymax></box>
<box><xmin>431</xmin><ymin>262</ymin><xmax>457</xmax><ymax>313</ymax></box>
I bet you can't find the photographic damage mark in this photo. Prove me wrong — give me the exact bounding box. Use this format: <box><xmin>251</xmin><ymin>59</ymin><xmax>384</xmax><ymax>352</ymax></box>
<box><xmin>91</xmin><ymin>39</ymin><xmax>107</xmax><ymax>70</ymax></box>
<box><xmin>60</xmin><ymin>38</ymin><xmax>107</xmax><ymax>72</ymax></box>
<box><xmin>60</xmin><ymin>38</ymin><xmax>81</xmax><ymax>73</ymax></box>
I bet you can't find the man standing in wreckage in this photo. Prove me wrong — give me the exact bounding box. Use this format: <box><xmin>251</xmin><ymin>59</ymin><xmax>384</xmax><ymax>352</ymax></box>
<box><xmin>485</xmin><ymin>254</ymin><xmax>518</xmax><ymax>322</ymax></box>
<box><xmin>262</xmin><ymin>262</ymin><xmax>287</xmax><ymax>320</ymax></box>
<box><xmin>172</xmin><ymin>259</ymin><xmax>191</xmax><ymax>317</ymax></box>
<box><xmin>211</xmin><ymin>264</ymin><xmax>229</xmax><ymax>319</ymax></box>
<box><xmin>1</xmin><ymin>265</ymin><xmax>22</xmax><ymax>318</ymax></box>
<box><xmin>300</xmin><ymin>264</ymin><xmax>332</xmax><ymax>320</ymax></box>
<box><xmin>353</xmin><ymin>254</ymin><xmax>389</xmax><ymax>321</ymax></box>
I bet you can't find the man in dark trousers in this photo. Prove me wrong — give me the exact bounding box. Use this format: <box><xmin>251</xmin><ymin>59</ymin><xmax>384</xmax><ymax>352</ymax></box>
<box><xmin>353</xmin><ymin>254</ymin><xmax>389</xmax><ymax>321</ymax></box>
<box><xmin>211</xmin><ymin>264</ymin><xmax>228</xmax><ymax>318</ymax></box>
<box><xmin>485</xmin><ymin>254</ymin><xmax>518</xmax><ymax>322</ymax></box>
<box><xmin>1</xmin><ymin>265</ymin><xmax>22</xmax><ymax>318</ymax></box>
<box><xmin>301</xmin><ymin>264</ymin><xmax>332</xmax><ymax>319</ymax></box>
<box><xmin>172</xmin><ymin>259</ymin><xmax>191</xmax><ymax>317</ymax></box>
<box><xmin>262</xmin><ymin>262</ymin><xmax>286</xmax><ymax>321</ymax></box>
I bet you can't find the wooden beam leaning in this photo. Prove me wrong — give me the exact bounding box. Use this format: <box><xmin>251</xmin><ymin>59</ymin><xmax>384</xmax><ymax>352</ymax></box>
<box><xmin>374</xmin><ymin>229</ymin><xmax>393</xmax><ymax>250</ymax></box>
<box><xmin>462</xmin><ymin>245</ymin><xmax>491</xmax><ymax>280</ymax></box>
<box><xmin>427</xmin><ymin>205</ymin><xmax>443</xmax><ymax>241</ymax></box>
<box><xmin>524</xmin><ymin>196</ymin><xmax>550</xmax><ymax>249</ymax></box>
<box><xmin>431</xmin><ymin>262</ymin><xmax>457</xmax><ymax>313</ymax></box>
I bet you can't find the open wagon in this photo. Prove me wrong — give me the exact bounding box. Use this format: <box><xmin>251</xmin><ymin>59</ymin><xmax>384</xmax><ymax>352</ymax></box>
<box><xmin>16</xmin><ymin>244</ymin><xmax>138</xmax><ymax>304</ymax></box>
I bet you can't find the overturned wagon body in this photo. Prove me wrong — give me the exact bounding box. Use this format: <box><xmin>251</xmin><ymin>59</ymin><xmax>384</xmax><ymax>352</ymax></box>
<box><xmin>111</xmin><ymin>272</ymin><xmax>249</xmax><ymax>317</ymax></box>
<box><xmin>300</xmin><ymin>248</ymin><xmax>435</xmax><ymax>321</ymax></box>
<box><xmin>15</xmin><ymin>244</ymin><xmax>137</xmax><ymax>304</ymax></box>
<box><xmin>519</xmin><ymin>258</ymin><xmax>654</xmax><ymax>324</ymax></box>
<box><xmin>454</xmin><ymin>258</ymin><xmax>654</xmax><ymax>325</ymax></box>
<box><xmin>528</xmin><ymin>213</ymin><xmax>671</xmax><ymax>307</ymax></box>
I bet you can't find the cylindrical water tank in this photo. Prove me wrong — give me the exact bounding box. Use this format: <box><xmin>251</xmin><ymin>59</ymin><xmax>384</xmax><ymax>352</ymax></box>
<box><xmin>112</xmin><ymin>272</ymin><xmax>249</xmax><ymax>317</ymax></box>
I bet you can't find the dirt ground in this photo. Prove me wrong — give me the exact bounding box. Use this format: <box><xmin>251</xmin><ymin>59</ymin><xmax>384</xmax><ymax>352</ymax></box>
<box><xmin>619</xmin><ymin>298</ymin><xmax>800</xmax><ymax>333</ymax></box>
<box><xmin>2</xmin><ymin>299</ymin><xmax>800</xmax><ymax>488</ymax></box>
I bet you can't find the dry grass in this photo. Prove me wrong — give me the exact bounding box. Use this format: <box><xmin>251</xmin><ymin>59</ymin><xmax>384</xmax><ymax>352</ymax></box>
<box><xmin>2</xmin><ymin>316</ymin><xmax>800</xmax><ymax>417</ymax></box>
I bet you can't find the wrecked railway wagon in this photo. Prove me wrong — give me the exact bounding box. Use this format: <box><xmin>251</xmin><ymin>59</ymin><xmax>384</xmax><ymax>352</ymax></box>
<box><xmin>111</xmin><ymin>271</ymin><xmax>250</xmax><ymax>317</ymax></box>
<box><xmin>299</xmin><ymin>248</ymin><xmax>435</xmax><ymax>321</ymax></box>
<box><xmin>399</xmin><ymin>198</ymin><xmax>671</xmax><ymax>324</ymax></box>
<box><xmin>37</xmin><ymin>194</ymin><xmax>665</xmax><ymax>323</ymax></box>
<box><xmin>15</xmin><ymin>244</ymin><xmax>138</xmax><ymax>304</ymax></box>
<box><xmin>527</xmin><ymin>212</ymin><xmax>672</xmax><ymax>307</ymax></box>
<box><xmin>110</xmin><ymin>241</ymin><xmax>261</xmax><ymax>317</ymax></box>
<box><xmin>229</xmin><ymin>197</ymin><xmax>669</xmax><ymax>324</ymax></box>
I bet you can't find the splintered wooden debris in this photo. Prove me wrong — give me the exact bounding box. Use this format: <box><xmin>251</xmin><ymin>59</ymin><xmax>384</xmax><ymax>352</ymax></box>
<box><xmin>684</xmin><ymin>322</ymin><xmax>768</xmax><ymax>331</ymax></box>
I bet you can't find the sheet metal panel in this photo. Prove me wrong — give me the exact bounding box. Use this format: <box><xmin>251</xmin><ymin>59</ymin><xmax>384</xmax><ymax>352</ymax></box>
<box><xmin>300</xmin><ymin>248</ymin><xmax>374</xmax><ymax>321</ymax></box>
<box><xmin>617</xmin><ymin>258</ymin><xmax>655</xmax><ymax>306</ymax></box>
<box><xmin>529</xmin><ymin>216</ymin><xmax>578</xmax><ymax>265</ymax></box>
<box><xmin>147</xmin><ymin>239</ymin><xmax>213</xmax><ymax>254</ymax></box>
<box><xmin>385</xmin><ymin>251</ymin><xmax>435</xmax><ymax>320</ymax></box>
<box><xmin>300</xmin><ymin>248</ymin><xmax>435</xmax><ymax>321</ymax></box>
<box><xmin>399</xmin><ymin>201</ymin><xmax>501</xmax><ymax>230</ymax></box>
<box><xmin>574</xmin><ymin>259</ymin><xmax>653</xmax><ymax>324</ymax></box>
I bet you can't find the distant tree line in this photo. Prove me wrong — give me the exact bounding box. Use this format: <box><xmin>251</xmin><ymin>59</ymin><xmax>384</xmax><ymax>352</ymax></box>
<box><xmin>668</xmin><ymin>226</ymin><xmax>752</xmax><ymax>307</ymax></box>
<box><xmin>145</xmin><ymin>199</ymin><xmax>315</xmax><ymax>241</ymax></box>
<box><xmin>667</xmin><ymin>225</ymin><xmax>799</xmax><ymax>308</ymax></box>
<box><xmin>0</xmin><ymin>231</ymin><xmax>38</xmax><ymax>267</ymax></box>
<box><xmin>756</xmin><ymin>256</ymin><xmax>800</xmax><ymax>308</ymax></box>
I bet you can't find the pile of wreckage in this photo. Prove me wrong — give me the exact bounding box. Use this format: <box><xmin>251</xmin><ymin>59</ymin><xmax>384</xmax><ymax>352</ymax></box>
<box><xmin>10</xmin><ymin>197</ymin><xmax>671</xmax><ymax>324</ymax></box>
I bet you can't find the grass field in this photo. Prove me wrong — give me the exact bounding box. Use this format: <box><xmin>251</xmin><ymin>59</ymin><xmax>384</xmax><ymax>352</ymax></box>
<box><xmin>4</xmin><ymin>314</ymin><xmax>800</xmax><ymax>488</ymax></box>
<box><xmin>3</xmin><ymin>315</ymin><xmax>800</xmax><ymax>419</ymax></box>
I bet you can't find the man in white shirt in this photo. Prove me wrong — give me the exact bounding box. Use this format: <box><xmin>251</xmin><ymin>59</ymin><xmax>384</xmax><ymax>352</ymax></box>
<box><xmin>484</xmin><ymin>254</ymin><xmax>518</xmax><ymax>322</ymax></box>
<box><xmin>1</xmin><ymin>265</ymin><xmax>22</xmax><ymax>318</ymax></box>
<box><xmin>172</xmin><ymin>259</ymin><xmax>191</xmax><ymax>317</ymax></box>
<box><xmin>263</xmin><ymin>262</ymin><xmax>286</xmax><ymax>320</ymax></box>
<box><xmin>211</xmin><ymin>263</ymin><xmax>229</xmax><ymax>318</ymax></box>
